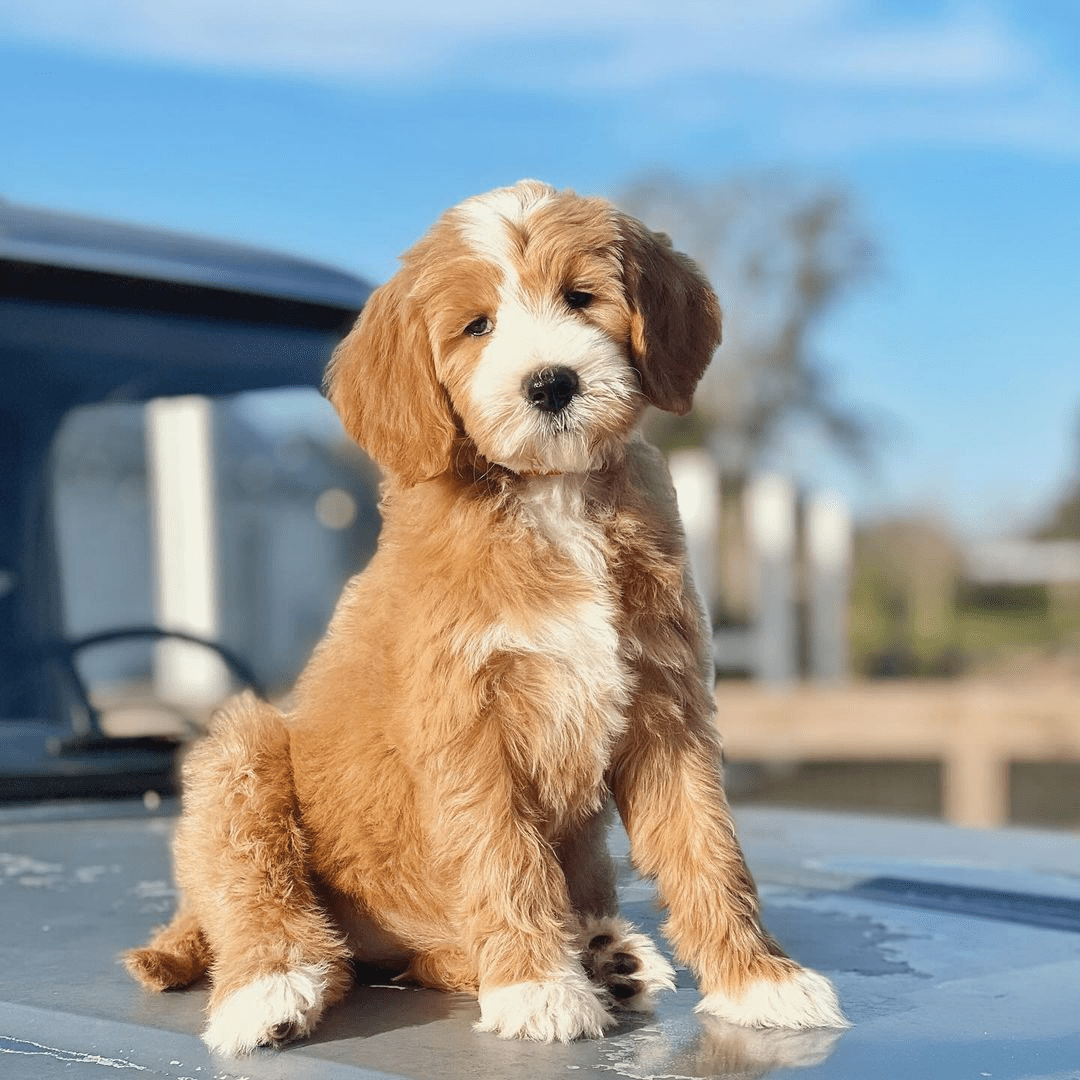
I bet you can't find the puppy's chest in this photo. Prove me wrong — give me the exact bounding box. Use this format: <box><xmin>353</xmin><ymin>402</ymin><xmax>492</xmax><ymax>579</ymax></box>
<box><xmin>456</xmin><ymin>480</ymin><xmax>675</xmax><ymax>688</ymax></box>
<box><xmin>477</xmin><ymin>488</ymin><xmax>618</xmax><ymax>668</ymax></box>
<box><xmin>451</xmin><ymin>477</ymin><xmax>682</xmax><ymax>809</ymax></box>
<box><xmin>456</xmin><ymin>480</ymin><xmax>629</xmax><ymax>740</ymax></box>
<box><xmin>505</xmin><ymin>478</ymin><xmax>665</xmax><ymax>707</ymax></box>
<box><xmin>495</xmin><ymin>486</ymin><xmax>629</xmax><ymax>796</ymax></box>
<box><xmin>513</xmin><ymin>475</ymin><xmax>672</xmax><ymax>636</ymax></box>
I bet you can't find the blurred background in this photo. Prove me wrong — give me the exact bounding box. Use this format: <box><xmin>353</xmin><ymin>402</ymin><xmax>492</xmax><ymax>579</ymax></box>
<box><xmin>1</xmin><ymin>1</ymin><xmax>1078</xmax><ymax>827</ymax></box>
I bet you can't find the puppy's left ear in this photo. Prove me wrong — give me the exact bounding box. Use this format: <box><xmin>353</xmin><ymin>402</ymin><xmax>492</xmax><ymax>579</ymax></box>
<box><xmin>619</xmin><ymin>217</ymin><xmax>722</xmax><ymax>415</ymax></box>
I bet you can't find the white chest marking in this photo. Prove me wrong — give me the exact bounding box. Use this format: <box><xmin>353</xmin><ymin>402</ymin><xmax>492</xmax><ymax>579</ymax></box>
<box><xmin>450</xmin><ymin>476</ymin><xmax>630</xmax><ymax>771</ymax></box>
<box><xmin>518</xmin><ymin>474</ymin><xmax>608</xmax><ymax>581</ymax></box>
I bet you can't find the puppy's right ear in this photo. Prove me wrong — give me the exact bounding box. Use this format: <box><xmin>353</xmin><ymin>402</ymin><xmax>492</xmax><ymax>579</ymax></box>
<box><xmin>324</xmin><ymin>272</ymin><xmax>457</xmax><ymax>486</ymax></box>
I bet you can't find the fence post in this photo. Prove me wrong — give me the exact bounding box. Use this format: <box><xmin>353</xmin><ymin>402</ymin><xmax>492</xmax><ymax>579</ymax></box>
<box><xmin>668</xmin><ymin>449</ymin><xmax>721</xmax><ymax>613</ymax></box>
<box><xmin>145</xmin><ymin>395</ymin><xmax>229</xmax><ymax>708</ymax></box>
<box><xmin>747</xmin><ymin>473</ymin><xmax>797</xmax><ymax>686</ymax></box>
<box><xmin>807</xmin><ymin>492</ymin><xmax>852</xmax><ymax>684</ymax></box>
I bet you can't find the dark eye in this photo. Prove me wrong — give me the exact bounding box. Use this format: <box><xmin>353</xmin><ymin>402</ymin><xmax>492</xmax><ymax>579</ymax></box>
<box><xmin>565</xmin><ymin>290</ymin><xmax>593</xmax><ymax>310</ymax></box>
<box><xmin>464</xmin><ymin>316</ymin><xmax>492</xmax><ymax>337</ymax></box>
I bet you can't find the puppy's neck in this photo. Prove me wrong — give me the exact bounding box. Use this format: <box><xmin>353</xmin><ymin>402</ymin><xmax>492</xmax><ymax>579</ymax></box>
<box><xmin>517</xmin><ymin>471</ymin><xmax>588</xmax><ymax>510</ymax></box>
<box><xmin>447</xmin><ymin>435</ymin><xmax>628</xmax><ymax>492</ymax></box>
<box><xmin>514</xmin><ymin>472</ymin><xmax>609</xmax><ymax>581</ymax></box>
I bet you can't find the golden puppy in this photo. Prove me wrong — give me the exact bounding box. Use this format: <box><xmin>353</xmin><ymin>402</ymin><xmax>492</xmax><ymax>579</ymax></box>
<box><xmin>124</xmin><ymin>180</ymin><xmax>847</xmax><ymax>1052</ymax></box>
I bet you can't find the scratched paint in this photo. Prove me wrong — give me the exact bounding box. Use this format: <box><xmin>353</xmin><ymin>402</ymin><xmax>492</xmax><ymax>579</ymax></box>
<box><xmin>0</xmin><ymin>852</ymin><xmax>129</xmax><ymax>891</ymax></box>
<box><xmin>132</xmin><ymin>879</ymin><xmax>175</xmax><ymax>899</ymax></box>
<box><xmin>0</xmin><ymin>853</ymin><xmax>61</xmax><ymax>875</ymax></box>
<box><xmin>0</xmin><ymin>1036</ymin><xmax>147</xmax><ymax>1070</ymax></box>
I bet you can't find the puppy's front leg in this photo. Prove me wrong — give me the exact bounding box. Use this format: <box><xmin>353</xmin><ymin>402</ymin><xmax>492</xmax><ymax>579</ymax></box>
<box><xmin>426</xmin><ymin>734</ymin><xmax>612</xmax><ymax>1043</ymax></box>
<box><xmin>611</xmin><ymin>723</ymin><xmax>847</xmax><ymax>1030</ymax></box>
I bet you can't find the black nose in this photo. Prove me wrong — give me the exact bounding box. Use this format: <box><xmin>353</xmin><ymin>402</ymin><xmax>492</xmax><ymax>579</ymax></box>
<box><xmin>524</xmin><ymin>366</ymin><xmax>580</xmax><ymax>414</ymax></box>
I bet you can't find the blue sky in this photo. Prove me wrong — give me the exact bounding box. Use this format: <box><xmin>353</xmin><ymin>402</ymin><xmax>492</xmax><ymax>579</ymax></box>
<box><xmin>3</xmin><ymin>0</ymin><xmax>1078</xmax><ymax>538</ymax></box>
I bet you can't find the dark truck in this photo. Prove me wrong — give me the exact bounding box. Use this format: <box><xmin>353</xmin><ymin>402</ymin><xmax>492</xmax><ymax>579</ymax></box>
<box><xmin>0</xmin><ymin>197</ymin><xmax>369</xmax><ymax>799</ymax></box>
<box><xmin>0</xmin><ymin>201</ymin><xmax>1077</xmax><ymax>1080</ymax></box>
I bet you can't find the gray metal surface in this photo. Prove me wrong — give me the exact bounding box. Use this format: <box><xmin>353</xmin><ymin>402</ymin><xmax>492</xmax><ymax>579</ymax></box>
<box><xmin>0</xmin><ymin>198</ymin><xmax>370</xmax><ymax>310</ymax></box>
<box><xmin>1</xmin><ymin>803</ymin><xmax>1079</xmax><ymax>1079</ymax></box>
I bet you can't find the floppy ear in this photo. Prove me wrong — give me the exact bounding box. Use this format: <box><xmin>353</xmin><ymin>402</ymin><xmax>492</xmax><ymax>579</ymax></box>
<box><xmin>324</xmin><ymin>272</ymin><xmax>457</xmax><ymax>485</ymax></box>
<box><xmin>618</xmin><ymin>217</ymin><xmax>722</xmax><ymax>415</ymax></box>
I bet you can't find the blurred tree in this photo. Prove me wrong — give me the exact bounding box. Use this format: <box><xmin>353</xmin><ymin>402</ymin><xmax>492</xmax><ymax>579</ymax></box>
<box><xmin>1030</xmin><ymin>407</ymin><xmax>1080</xmax><ymax>648</ymax></box>
<box><xmin>850</xmin><ymin>507</ymin><xmax>1079</xmax><ymax>679</ymax></box>
<box><xmin>1034</xmin><ymin>406</ymin><xmax>1080</xmax><ymax>541</ymax></box>
<box><xmin>618</xmin><ymin>171</ymin><xmax>878</xmax><ymax>474</ymax></box>
<box><xmin>850</xmin><ymin>516</ymin><xmax>964</xmax><ymax>677</ymax></box>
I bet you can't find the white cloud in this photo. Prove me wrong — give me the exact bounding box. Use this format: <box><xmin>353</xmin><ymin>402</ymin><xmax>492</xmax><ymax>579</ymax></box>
<box><xmin>1</xmin><ymin>0</ymin><xmax>1075</xmax><ymax>156</ymax></box>
<box><xmin>0</xmin><ymin>0</ymin><xmax>1031</xmax><ymax>89</ymax></box>
<box><xmin>760</xmin><ymin>10</ymin><xmax>1029</xmax><ymax>87</ymax></box>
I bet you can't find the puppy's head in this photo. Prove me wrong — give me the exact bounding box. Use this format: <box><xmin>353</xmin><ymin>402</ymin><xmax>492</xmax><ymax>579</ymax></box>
<box><xmin>326</xmin><ymin>180</ymin><xmax>721</xmax><ymax>485</ymax></box>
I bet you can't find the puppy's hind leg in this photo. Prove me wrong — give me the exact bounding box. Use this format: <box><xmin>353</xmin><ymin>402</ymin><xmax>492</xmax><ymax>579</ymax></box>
<box><xmin>556</xmin><ymin>801</ymin><xmax>619</xmax><ymax>922</ymax></box>
<box><xmin>173</xmin><ymin>693</ymin><xmax>351</xmax><ymax>1055</ymax></box>
<box><xmin>123</xmin><ymin>904</ymin><xmax>210</xmax><ymax>990</ymax></box>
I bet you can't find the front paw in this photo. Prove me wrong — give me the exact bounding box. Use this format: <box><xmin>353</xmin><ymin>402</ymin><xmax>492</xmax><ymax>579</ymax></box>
<box><xmin>475</xmin><ymin>968</ymin><xmax>614</xmax><ymax>1043</ymax></box>
<box><xmin>203</xmin><ymin>965</ymin><xmax>331</xmax><ymax>1055</ymax></box>
<box><xmin>696</xmin><ymin>966</ymin><xmax>849</xmax><ymax>1030</ymax></box>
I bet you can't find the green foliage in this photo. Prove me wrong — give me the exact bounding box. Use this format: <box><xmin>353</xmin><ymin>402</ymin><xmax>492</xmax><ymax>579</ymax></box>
<box><xmin>849</xmin><ymin>517</ymin><xmax>1080</xmax><ymax>677</ymax></box>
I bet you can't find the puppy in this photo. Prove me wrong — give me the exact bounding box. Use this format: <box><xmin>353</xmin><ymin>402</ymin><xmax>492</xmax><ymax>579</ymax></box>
<box><xmin>124</xmin><ymin>180</ymin><xmax>847</xmax><ymax>1052</ymax></box>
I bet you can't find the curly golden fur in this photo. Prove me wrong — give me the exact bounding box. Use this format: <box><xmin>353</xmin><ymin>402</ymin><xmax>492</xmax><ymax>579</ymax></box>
<box><xmin>124</xmin><ymin>181</ymin><xmax>847</xmax><ymax>1052</ymax></box>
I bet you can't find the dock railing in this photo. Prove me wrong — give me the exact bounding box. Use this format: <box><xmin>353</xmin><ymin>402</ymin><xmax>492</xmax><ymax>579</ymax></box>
<box><xmin>716</xmin><ymin>677</ymin><xmax>1080</xmax><ymax>828</ymax></box>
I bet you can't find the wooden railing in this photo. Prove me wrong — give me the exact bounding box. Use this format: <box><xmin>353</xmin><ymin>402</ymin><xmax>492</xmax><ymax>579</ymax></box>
<box><xmin>715</xmin><ymin>678</ymin><xmax>1080</xmax><ymax>828</ymax></box>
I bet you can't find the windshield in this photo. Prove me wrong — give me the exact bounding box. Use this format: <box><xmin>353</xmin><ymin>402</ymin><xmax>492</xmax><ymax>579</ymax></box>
<box><xmin>49</xmin><ymin>388</ymin><xmax>379</xmax><ymax>741</ymax></box>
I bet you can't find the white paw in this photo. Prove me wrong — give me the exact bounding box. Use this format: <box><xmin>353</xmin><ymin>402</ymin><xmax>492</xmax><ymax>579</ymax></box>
<box><xmin>579</xmin><ymin>915</ymin><xmax>676</xmax><ymax>1012</ymax></box>
<box><xmin>695</xmin><ymin>967</ymin><xmax>849</xmax><ymax>1030</ymax></box>
<box><xmin>475</xmin><ymin>967</ymin><xmax>614</xmax><ymax>1043</ymax></box>
<box><xmin>203</xmin><ymin>965</ymin><xmax>331</xmax><ymax>1055</ymax></box>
